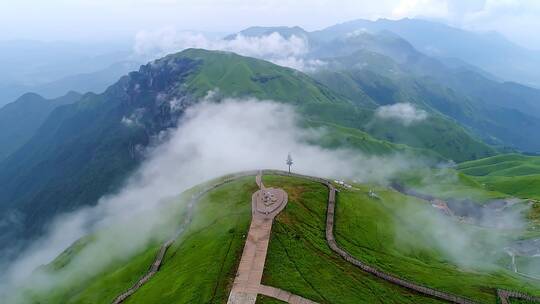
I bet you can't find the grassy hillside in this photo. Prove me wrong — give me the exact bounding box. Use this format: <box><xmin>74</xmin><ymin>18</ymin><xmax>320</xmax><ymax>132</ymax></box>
<box><xmin>303</xmin><ymin>120</ymin><xmax>443</xmax><ymax>159</ymax></box>
<box><xmin>178</xmin><ymin>49</ymin><xmax>361</xmax><ymax>106</ymax></box>
<box><xmin>176</xmin><ymin>49</ymin><xmax>494</xmax><ymax>162</ymax></box>
<box><xmin>18</xmin><ymin>176</ymin><xmax>257</xmax><ymax>304</ymax></box>
<box><xmin>261</xmin><ymin>175</ymin><xmax>539</xmax><ymax>304</ymax></box>
<box><xmin>363</xmin><ymin>112</ymin><xmax>495</xmax><ymax>162</ymax></box>
<box><xmin>303</xmin><ymin>103</ymin><xmax>494</xmax><ymax>162</ymax></box>
<box><xmin>458</xmin><ymin>154</ymin><xmax>540</xmax><ymax>200</ymax></box>
<box><xmin>121</xmin><ymin>177</ymin><xmax>255</xmax><ymax>304</ymax></box>
<box><xmin>260</xmin><ymin>175</ymin><xmax>444</xmax><ymax>304</ymax></box>
<box><xmin>334</xmin><ymin>184</ymin><xmax>539</xmax><ymax>303</ymax></box>
<box><xmin>16</xmin><ymin>173</ymin><xmax>540</xmax><ymax>303</ymax></box>
<box><xmin>311</xmin><ymin>39</ymin><xmax>540</xmax><ymax>153</ymax></box>
<box><xmin>23</xmin><ymin>174</ymin><xmax>444</xmax><ymax>304</ymax></box>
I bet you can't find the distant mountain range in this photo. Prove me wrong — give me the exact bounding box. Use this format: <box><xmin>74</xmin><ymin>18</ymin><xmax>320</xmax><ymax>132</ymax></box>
<box><xmin>0</xmin><ymin>61</ymin><xmax>140</xmax><ymax>106</ymax></box>
<box><xmin>0</xmin><ymin>49</ymin><xmax>494</xmax><ymax>257</ymax></box>
<box><xmin>0</xmin><ymin>40</ymin><xmax>139</xmax><ymax>106</ymax></box>
<box><xmin>311</xmin><ymin>18</ymin><xmax>540</xmax><ymax>88</ymax></box>
<box><xmin>230</xmin><ymin>20</ymin><xmax>540</xmax><ymax>153</ymax></box>
<box><xmin>0</xmin><ymin>91</ymin><xmax>81</xmax><ymax>161</ymax></box>
<box><xmin>1</xmin><ymin>17</ymin><xmax>539</xmax><ymax>265</ymax></box>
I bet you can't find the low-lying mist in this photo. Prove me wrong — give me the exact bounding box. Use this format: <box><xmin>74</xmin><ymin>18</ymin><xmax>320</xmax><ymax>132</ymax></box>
<box><xmin>394</xmin><ymin>195</ymin><xmax>528</xmax><ymax>270</ymax></box>
<box><xmin>1</xmin><ymin>97</ymin><xmax>416</xmax><ymax>302</ymax></box>
<box><xmin>391</xmin><ymin>167</ymin><xmax>537</xmax><ymax>275</ymax></box>
<box><xmin>133</xmin><ymin>29</ymin><xmax>325</xmax><ymax>72</ymax></box>
<box><xmin>3</xmin><ymin>97</ymin><xmax>536</xmax><ymax>302</ymax></box>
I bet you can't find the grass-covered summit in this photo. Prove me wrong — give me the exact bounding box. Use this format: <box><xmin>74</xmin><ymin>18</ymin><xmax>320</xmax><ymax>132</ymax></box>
<box><xmin>170</xmin><ymin>48</ymin><xmax>352</xmax><ymax>106</ymax></box>
<box><xmin>15</xmin><ymin>172</ymin><xmax>540</xmax><ymax>304</ymax></box>
<box><xmin>458</xmin><ymin>154</ymin><xmax>540</xmax><ymax>200</ymax></box>
<box><xmin>181</xmin><ymin>49</ymin><xmax>494</xmax><ymax>161</ymax></box>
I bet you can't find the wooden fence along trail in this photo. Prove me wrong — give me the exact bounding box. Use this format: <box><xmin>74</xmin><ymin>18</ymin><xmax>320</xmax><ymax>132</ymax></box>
<box><xmin>112</xmin><ymin>171</ymin><xmax>258</xmax><ymax>304</ymax></box>
<box><xmin>497</xmin><ymin>289</ymin><xmax>540</xmax><ymax>304</ymax></box>
<box><xmin>111</xmin><ymin>170</ymin><xmax>539</xmax><ymax>304</ymax></box>
<box><xmin>267</xmin><ymin>170</ymin><xmax>539</xmax><ymax>304</ymax></box>
<box><xmin>325</xmin><ymin>183</ymin><xmax>476</xmax><ymax>304</ymax></box>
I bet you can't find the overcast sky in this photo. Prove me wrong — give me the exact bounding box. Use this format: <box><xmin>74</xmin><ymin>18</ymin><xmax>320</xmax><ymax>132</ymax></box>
<box><xmin>1</xmin><ymin>0</ymin><xmax>539</xmax><ymax>49</ymax></box>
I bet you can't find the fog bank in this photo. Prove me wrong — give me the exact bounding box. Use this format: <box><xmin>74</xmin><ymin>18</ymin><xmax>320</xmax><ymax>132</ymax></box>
<box><xmin>1</xmin><ymin>97</ymin><xmax>415</xmax><ymax>302</ymax></box>
<box><xmin>133</xmin><ymin>29</ymin><xmax>324</xmax><ymax>71</ymax></box>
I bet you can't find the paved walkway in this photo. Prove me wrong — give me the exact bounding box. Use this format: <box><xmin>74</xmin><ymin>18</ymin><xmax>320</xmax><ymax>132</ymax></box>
<box><xmin>227</xmin><ymin>172</ymin><xmax>287</xmax><ymax>304</ymax></box>
<box><xmin>111</xmin><ymin>169</ymin><xmax>539</xmax><ymax>304</ymax></box>
<box><xmin>227</xmin><ymin>172</ymin><xmax>319</xmax><ymax>304</ymax></box>
<box><xmin>258</xmin><ymin>285</ymin><xmax>318</xmax><ymax>304</ymax></box>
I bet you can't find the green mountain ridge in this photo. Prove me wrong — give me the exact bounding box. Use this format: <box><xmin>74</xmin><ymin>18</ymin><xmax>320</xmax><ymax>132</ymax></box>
<box><xmin>2</xmin><ymin>16</ymin><xmax>540</xmax><ymax>304</ymax></box>
<box><xmin>308</xmin><ymin>34</ymin><xmax>540</xmax><ymax>152</ymax></box>
<box><xmin>0</xmin><ymin>49</ymin><xmax>493</xmax><ymax>259</ymax></box>
<box><xmin>228</xmin><ymin>22</ymin><xmax>540</xmax><ymax>153</ymax></box>
<box><xmin>0</xmin><ymin>91</ymin><xmax>81</xmax><ymax>161</ymax></box>
<box><xmin>458</xmin><ymin>154</ymin><xmax>540</xmax><ymax>200</ymax></box>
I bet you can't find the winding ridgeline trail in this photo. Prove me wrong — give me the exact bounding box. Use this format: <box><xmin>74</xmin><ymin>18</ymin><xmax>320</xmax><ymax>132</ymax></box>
<box><xmin>111</xmin><ymin>170</ymin><xmax>540</xmax><ymax>304</ymax></box>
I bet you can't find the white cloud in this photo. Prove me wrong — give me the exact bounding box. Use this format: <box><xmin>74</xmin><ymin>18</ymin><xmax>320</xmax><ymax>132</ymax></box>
<box><xmin>393</xmin><ymin>167</ymin><xmax>532</xmax><ymax>270</ymax></box>
<box><xmin>1</xmin><ymin>97</ymin><xmax>417</xmax><ymax>302</ymax></box>
<box><xmin>133</xmin><ymin>28</ymin><xmax>214</xmax><ymax>58</ymax></box>
<box><xmin>221</xmin><ymin>32</ymin><xmax>308</xmax><ymax>58</ymax></box>
<box><xmin>132</xmin><ymin>28</ymin><xmax>324</xmax><ymax>71</ymax></box>
<box><xmin>345</xmin><ymin>28</ymin><xmax>371</xmax><ymax>37</ymax></box>
<box><xmin>271</xmin><ymin>57</ymin><xmax>327</xmax><ymax>72</ymax></box>
<box><xmin>375</xmin><ymin>102</ymin><xmax>428</xmax><ymax>125</ymax></box>
<box><xmin>121</xmin><ymin>108</ymin><xmax>145</xmax><ymax>127</ymax></box>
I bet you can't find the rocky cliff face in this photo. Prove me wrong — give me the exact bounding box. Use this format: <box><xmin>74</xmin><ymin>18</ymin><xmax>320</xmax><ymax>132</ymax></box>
<box><xmin>0</xmin><ymin>55</ymin><xmax>203</xmax><ymax>258</ymax></box>
<box><xmin>108</xmin><ymin>55</ymin><xmax>203</xmax><ymax>137</ymax></box>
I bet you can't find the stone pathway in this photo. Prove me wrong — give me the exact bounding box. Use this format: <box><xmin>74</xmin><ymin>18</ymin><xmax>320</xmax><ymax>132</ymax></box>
<box><xmin>258</xmin><ymin>285</ymin><xmax>318</xmax><ymax>304</ymax></box>
<box><xmin>111</xmin><ymin>169</ymin><xmax>539</xmax><ymax>304</ymax></box>
<box><xmin>227</xmin><ymin>172</ymin><xmax>319</xmax><ymax>304</ymax></box>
